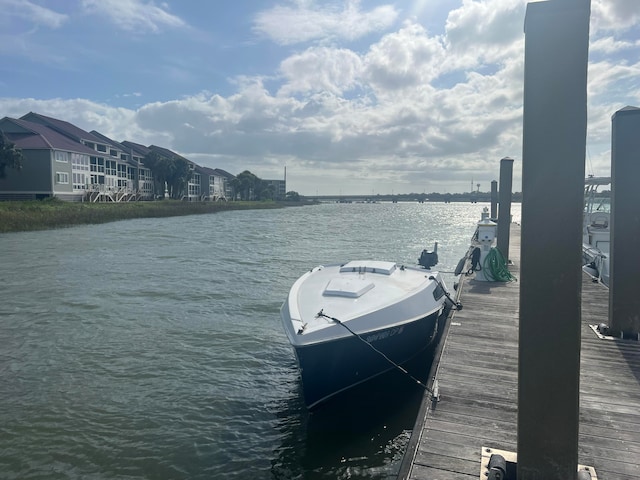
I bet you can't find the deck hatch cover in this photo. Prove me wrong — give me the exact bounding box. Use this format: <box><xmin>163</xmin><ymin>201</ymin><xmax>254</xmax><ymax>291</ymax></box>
<box><xmin>323</xmin><ymin>278</ymin><xmax>375</xmax><ymax>298</ymax></box>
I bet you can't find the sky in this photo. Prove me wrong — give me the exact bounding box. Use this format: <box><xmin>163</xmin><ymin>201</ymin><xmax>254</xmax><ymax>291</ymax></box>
<box><xmin>0</xmin><ymin>0</ymin><xmax>638</xmax><ymax>195</ymax></box>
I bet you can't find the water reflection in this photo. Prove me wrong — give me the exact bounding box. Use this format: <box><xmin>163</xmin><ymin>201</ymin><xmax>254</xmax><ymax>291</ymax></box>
<box><xmin>271</xmin><ymin>345</ymin><xmax>434</xmax><ymax>479</ymax></box>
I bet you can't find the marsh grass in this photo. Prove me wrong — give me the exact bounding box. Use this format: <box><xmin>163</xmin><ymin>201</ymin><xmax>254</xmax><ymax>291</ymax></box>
<box><xmin>0</xmin><ymin>199</ymin><xmax>295</xmax><ymax>233</ymax></box>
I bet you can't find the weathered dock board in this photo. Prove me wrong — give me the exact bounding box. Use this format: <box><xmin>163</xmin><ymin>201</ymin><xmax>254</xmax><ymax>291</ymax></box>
<box><xmin>400</xmin><ymin>224</ymin><xmax>640</xmax><ymax>480</ymax></box>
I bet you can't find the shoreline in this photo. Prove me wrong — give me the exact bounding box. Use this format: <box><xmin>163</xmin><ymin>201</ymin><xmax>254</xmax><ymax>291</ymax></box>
<box><xmin>0</xmin><ymin>199</ymin><xmax>314</xmax><ymax>234</ymax></box>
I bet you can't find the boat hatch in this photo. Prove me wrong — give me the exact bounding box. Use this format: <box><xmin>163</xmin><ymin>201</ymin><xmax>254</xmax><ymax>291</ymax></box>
<box><xmin>339</xmin><ymin>261</ymin><xmax>396</xmax><ymax>275</ymax></box>
<box><xmin>323</xmin><ymin>278</ymin><xmax>375</xmax><ymax>298</ymax></box>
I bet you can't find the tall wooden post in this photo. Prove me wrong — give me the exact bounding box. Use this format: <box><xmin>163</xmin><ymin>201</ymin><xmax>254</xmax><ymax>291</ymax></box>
<box><xmin>609</xmin><ymin>106</ymin><xmax>640</xmax><ymax>337</ymax></box>
<box><xmin>518</xmin><ymin>1</ymin><xmax>591</xmax><ymax>479</ymax></box>
<box><xmin>490</xmin><ymin>180</ymin><xmax>498</xmax><ymax>220</ymax></box>
<box><xmin>497</xmin><ymin>158</ymin><xmax>514</xmax><ymax>261</ymax></box>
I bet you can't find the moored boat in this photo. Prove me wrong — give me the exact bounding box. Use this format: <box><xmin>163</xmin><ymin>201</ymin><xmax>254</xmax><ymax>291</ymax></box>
<box><xmin>281</xmin><ymin>260</ymin><xmax>456</xmax><ymax>409</ymax></box>
<box><xmin>582</xmin><ymin>176</ymin><xmax>611</xmax><ymax>286</ymax></box>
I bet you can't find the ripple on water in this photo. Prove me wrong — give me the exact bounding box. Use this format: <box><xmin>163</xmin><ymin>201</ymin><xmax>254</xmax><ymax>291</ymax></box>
<box><xmin>0</xmin><ymin>202</ymin><xmax>519</xmax><ymax>479</ymax></box>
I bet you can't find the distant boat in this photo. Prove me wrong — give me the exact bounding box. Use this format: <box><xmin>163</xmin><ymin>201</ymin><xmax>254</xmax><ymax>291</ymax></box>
<box><xmin>281</xmin><ymin>260</ymin><xmax>456</xmax><ymax>409</ymax></box>
<box><xmin>582</xmin><ymin>176</ymin><xmax>610</xmax><ymax>286</ymax></box>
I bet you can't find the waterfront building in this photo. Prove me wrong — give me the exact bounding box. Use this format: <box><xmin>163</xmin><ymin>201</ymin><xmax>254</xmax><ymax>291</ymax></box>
<box><xmin>0</xmin><ymin>112</ymin><xmax>238</xmax><ymax>202</ymax></box>
<box><xmin>0</xmin><ymin>115</ymin><xmax>107</xmax><ymax>201</ymax></box>
<box><xmin>263</xmin><ymin>179</ymin><xmax>286</xmax><ymax>200</ymax></box>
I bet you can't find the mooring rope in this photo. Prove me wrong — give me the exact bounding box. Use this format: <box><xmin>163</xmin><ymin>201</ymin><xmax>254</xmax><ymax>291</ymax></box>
<box><xmin>315</xmin><ymin>309</ymin><xmax>434</xmax><ymax>394</ymax></box>
<box><xmin>428</xmin><ymin>275</ymin><xmax>463</xmax><ymax>311</ymax></box>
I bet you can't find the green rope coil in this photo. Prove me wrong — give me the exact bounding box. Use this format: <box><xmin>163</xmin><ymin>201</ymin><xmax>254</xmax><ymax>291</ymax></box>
<box><xmin>483</xmin><ymin>247</ymin><xmax>516</xmax><ymax>282</ymax></box>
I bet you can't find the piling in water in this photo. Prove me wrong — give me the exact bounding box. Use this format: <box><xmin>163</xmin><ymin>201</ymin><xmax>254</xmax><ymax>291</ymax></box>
<box><xmin>497</xmin><ymin>157</ymin><xmax>514</xmax><ymax>262</ymax></box>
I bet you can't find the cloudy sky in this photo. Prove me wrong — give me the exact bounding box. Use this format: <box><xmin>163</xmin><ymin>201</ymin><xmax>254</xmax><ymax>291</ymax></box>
<box><xmin>1</xmin><ymin>0</ymin><xmax>638</xmax><ymax>195</ymax></box>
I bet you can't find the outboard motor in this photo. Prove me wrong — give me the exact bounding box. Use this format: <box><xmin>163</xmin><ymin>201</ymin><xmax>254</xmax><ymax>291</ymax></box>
<box><xmin>419</xmin><ymin>242</ymin><xmax>439</xmax><ymax>269</ymax></box>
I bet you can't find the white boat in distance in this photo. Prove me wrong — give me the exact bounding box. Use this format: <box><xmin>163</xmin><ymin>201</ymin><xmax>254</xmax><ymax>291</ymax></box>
<box><xmin>281</xmin><ymin>260</ymin><xmax>455</xmax><ymax>410</ymax></box>
<box><xmin>583</xmin><ymin>176</ymin><xmax>611</xmax><ymax>286</ymax></box>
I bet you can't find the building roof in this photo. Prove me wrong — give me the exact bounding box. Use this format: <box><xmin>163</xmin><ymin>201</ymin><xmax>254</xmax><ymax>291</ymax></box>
<box><xmin>212</xmin><ymin>168</ymin><xmax>235</xmax><ymax>180</ymax></box>
<box><xmin>21</xmin><ymin>112</ymin><xmax>106</xmax><ymax>146</ymax></box>
<box><xmin>0</xmin><ymin>117</ymin><xmax>100</xmax><ymax>156</ymax></box>
<box><xmin>148</xmin><ymin>145</ymin><xmax>194</xmax><ymax>165</ymax></box>
<box><xmin>90</xmin><ymin>130</ymin><xmax>129</xmax><ymax>152</ymax></box>
<box><xmin>4</xmin><ymin>112</ymin><xmax>235</xmax><ymax>177</ymax></box>
<box><xmin>121</xmin><ymin>140</ymin><xmax>151</xmax><ymax>157</ymax></box>
<box><xmin>195</xmin><ymin>165</ymin><xmax>218</xmax><ymax>175</ymax></box>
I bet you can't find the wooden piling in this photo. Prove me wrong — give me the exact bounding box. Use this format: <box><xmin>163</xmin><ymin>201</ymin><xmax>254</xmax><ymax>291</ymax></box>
<box><xmin>490</xmin><ymin>180</ymin><xmax>498</xmax><ymax>220</ymax></box>
<box><xmin>497</xmin><ymin>158</ymin><xmax>514</xmax><ymax>261</ymax></box>
<box><xmin>609</xmin><ymin>106</ymin><xmax>640</xmax><ymax>338</ymax></box>
<box><xmin>518</xmin><ymin>0</ymin><xmax>591</xmax><ymax>478</ymax></box>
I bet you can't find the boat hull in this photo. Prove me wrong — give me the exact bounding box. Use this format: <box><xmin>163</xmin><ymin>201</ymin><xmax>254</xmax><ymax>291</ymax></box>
<box><xmin>582</xmin><ymin>243</ymin><xmax>610</xmax><ymax>286</ymax></box>
<box><xmin>291</xmin><ymin>310</ymin><xmax>440</xmax><ymax>409</ymax></box>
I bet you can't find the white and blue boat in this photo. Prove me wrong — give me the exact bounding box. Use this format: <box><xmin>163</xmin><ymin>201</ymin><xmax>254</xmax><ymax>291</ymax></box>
<box><xmin>281</xmin><ymin>260</ymin><xmax>453</xmax><ymax>409</ymax></box>
<box><xmin>582</xmin><ymin>176</ymin><xmax>611</xmax><ymax>286</ymax></box>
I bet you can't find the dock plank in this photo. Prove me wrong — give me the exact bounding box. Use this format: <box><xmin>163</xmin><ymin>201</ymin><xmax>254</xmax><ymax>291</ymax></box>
<box><xmin>399</xmin><ymin>224</ymin><xmax>640</xmax><ymax>480</ymax></box>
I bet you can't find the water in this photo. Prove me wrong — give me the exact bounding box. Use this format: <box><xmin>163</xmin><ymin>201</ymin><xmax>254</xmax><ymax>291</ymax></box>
<box><xmin>0</xmin><ymin>202</ymin><xmax>519</xmax><ymax>479</ymax></box>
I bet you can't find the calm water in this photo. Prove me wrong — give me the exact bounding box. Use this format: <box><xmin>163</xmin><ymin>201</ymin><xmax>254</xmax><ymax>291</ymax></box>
<box><xmin>0</xmin><ymin>202</ymin><xmax>519</xmax><ymax>479</ymax></box>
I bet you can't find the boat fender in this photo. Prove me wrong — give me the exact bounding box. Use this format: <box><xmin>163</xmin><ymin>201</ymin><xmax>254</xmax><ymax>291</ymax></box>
<box><xmin>577</xmin><ymin>470</ymin><xmax>592</xmax><ymax>480</ymax></box>
<box><xmin>466</xmin><ymin>247</ymin><xmax>482</xmax><ymax>275</ymax></box>
<box><xmin>454</xmin><ymin>256</ymin><xmax>466</xmax><ymax>276</ymax></box>
<box><xmin>487</xmin><ymin>454</ymin><xmax>507</xmax><ymax>480</ymax></box>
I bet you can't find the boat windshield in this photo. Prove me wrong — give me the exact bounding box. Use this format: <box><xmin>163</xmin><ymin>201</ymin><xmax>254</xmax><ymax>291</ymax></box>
<box><xmin>584</xmin><ymin>176</ymin><xmax>611</xmax><ymax>215</ymax></box>
<box><xmin>591</xmin><ymin>198</ymin><xmax>610</xmax><ymax>213</ymax></box>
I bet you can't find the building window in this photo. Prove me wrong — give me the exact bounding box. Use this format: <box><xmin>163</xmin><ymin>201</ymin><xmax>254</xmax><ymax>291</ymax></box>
<box><xmin>188</xmin><ymin>184</ymin><xmax>200</xmax><ymax>196</ymax></box>
<box><xmin>105</xmin><ymin>160</ymin><xmax>117</xmax><ymax>176</ymax></box>
<box><xmin>90</xmin><ymin>174</ymin><xmax>105</xmax><ymax>185</ymax></box>
<box><xmin>71</xmin><ymin>153</ymin><xmax>90</xmax><ymax>171</ymax></box>
<box><xmin>55</xmin><ymin>151</ymin><xmax>69</xmax><ymax>163</ymax></box>
<box><xmin>96</xmin><ymin>144</ymin><xmax>107</xmax><ymax>153</ymax></box>
<box><xmin>73</xmin><ymin>173</ymin><xmax>86</xmax><ymax>190</ymax></box>
<box><xmin>90</xmin><ymin>157</ymin><xmax>105</xmax><ymax>173</ymax></box>
<box><xmin>55</xmin><ymin>172</ymin><xmax>69</xmax><ymax>184</ymax></box>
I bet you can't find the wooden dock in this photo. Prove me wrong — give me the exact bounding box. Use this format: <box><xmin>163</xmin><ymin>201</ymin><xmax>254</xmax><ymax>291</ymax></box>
<box><xmin>399</xmin><ymin>224</ymin><xmax>640</xmax><ymax>479</ymax></box>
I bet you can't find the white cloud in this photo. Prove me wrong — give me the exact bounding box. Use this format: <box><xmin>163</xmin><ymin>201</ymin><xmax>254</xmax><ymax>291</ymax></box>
<box><xmin>0</xmin><ymin>0</ymin><xmax>68</xmax><ymax>28</ymax></box>
<box><xmin>363</xmin><ymin>22</ymin><xmax>447</xmax><ymax>92</ymax></box>
<box><xmin>253</xmin><ymin>0</ymin><xmax>399</xmax><ymax>45</ymax></box>
<box><xmin>444</xmin><ymin>0</ymin><xmax>525</xmax><ymax>69</ymax></box>
<box><xmin>590</xmin><ymin>36</ymin><xmax>640</xmax><ymax>55</ymax></box>
<box><xmin>80</xmin><ymin>0</ymin><xmax>186</xmax><ymax>33</ymax></box>
<box><xmin>2</xmin><ymin>1</ymin><xmax>637</xmax><ymax>194</ymax></box>
<box><xmin>278</xmin><ymin>47</ymin><xmax>362</xmax><ymax>96</ymax></box>
<box><xmin>591</xmin><ymin>0</ymin><xmax>640</xmax><ymax>32</ymax></box>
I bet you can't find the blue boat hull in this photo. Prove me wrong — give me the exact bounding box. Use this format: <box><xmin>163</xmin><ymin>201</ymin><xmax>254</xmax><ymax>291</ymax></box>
<box><xmin>293</xmin><ymin>311</ymin><xmax>440</xmax><ymax>409</ymax></box>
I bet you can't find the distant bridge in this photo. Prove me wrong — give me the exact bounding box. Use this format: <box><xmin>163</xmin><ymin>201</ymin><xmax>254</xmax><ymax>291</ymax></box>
<box><xmin>303</xmin><ymin>193</ymin><xmax>492</xmax><ymax>203</ymax></box>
